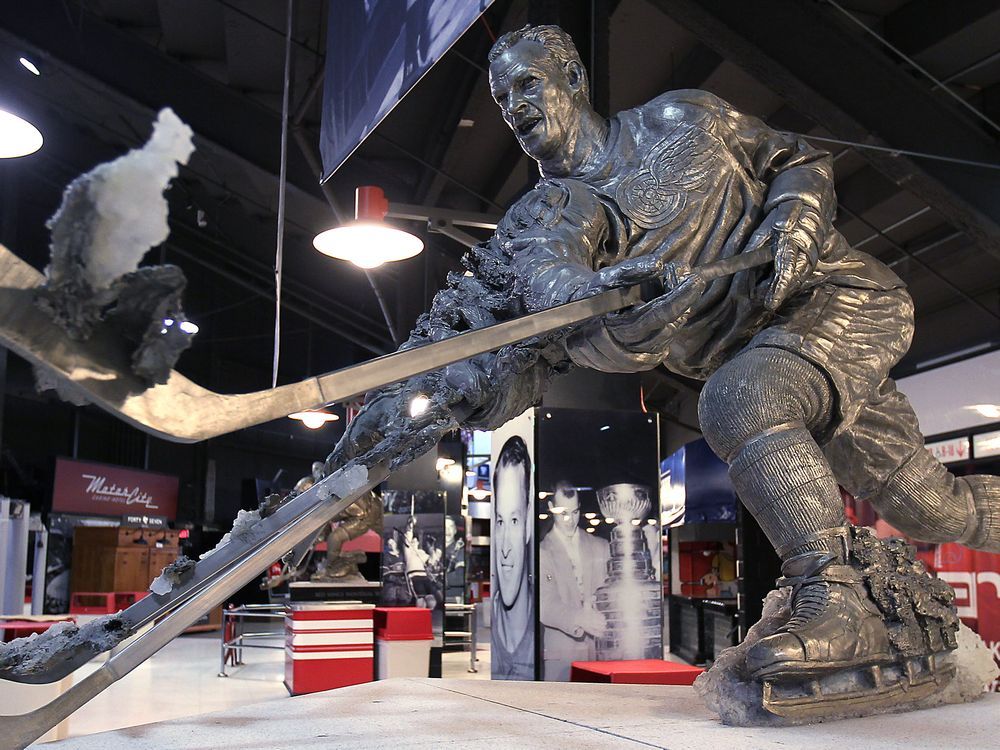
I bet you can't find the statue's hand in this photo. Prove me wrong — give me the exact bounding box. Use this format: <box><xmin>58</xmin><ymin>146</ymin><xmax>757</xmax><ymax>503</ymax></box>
<box><xmin>747</xmin><ymin>200</ymin><xmax>821</xmax><ymax>311</ymax></box>
<box><xmin>571</xmin><ymin>252</ymin><xmax>671</xmax><ymax>299</ymax></box>
<box><xmin>605</xmin><ymin>270</ymin><xmax>707</xmax><ymax>354</ymax></box>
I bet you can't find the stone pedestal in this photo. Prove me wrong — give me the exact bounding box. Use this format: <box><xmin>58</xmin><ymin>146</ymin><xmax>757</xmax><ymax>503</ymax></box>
<box><xmin>46</xmin><ymin>678</ymin><xmax>999</xmax><ymax>749</ymax></box>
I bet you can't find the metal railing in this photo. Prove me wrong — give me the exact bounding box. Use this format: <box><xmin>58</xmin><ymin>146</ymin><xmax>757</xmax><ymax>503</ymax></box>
<box><xmin>218</xmin><ymin>603</ymin><xmax>285</xmax><ymax>677</ymax></box>
<box><xmin>443</xmin><ymin>602</ymin><xmax>478</xmax><ymax>673</ymax></box>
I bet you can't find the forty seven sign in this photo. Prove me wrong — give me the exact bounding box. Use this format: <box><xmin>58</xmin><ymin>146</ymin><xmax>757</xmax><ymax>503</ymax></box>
<box><xmin>53</xmin><ymin>457</ymin><xmax>179</xmax><ymax>520</ymax></box>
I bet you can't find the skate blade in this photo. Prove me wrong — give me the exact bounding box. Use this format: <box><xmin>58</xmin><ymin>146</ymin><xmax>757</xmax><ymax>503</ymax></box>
<box><xmin>762</xmin><ymin>656</ymin><xmax>956</xmax><ymax>719</ymax></box>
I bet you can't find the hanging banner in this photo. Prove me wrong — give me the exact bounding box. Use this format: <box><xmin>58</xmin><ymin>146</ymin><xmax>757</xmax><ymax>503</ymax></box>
<box><xmin>320</xmin><ymin>0</ymin><xmax>495</xmax><ymax>181</ymax></box>
<box><xmin>52</xmin><ymin>457</ymin><xmax>179</xmax><ymax>520</ymax></box>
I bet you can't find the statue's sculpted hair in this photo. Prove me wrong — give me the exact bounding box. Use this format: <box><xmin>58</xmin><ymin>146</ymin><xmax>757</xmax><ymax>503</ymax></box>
<box><xmin>488</xmin><ymin>24</ymin><xmax>589</xmax><ymax>100</ymax></box>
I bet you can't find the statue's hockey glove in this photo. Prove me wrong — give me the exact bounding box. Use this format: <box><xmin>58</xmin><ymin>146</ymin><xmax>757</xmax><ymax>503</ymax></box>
<box><xmin>563</xmin><ymin>262</ymin><xmax>707</xmax><ymax>371</ymax></box>
<box><xmin>747</xmin><ymin>199</ymin><xmax>824</xmax><ymax>311</ymax></box>
<box><xmin>605</xmin><ymin>263</ymin><xmax>706</xmax><ymax>354</ymax></box>
<box><xmin>569</xmin><ymin>251</ymin><xmax>673</xmax><ymax>300</ymax></box>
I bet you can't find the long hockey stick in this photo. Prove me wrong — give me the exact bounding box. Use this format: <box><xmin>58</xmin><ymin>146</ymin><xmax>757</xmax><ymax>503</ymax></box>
<box><xmin>0</xmin><ymin>243</ymin><xmax>772</xmax><ymax>444</ymax></box>
<box><xmin>0</xmin><ymin>460</ymin><xmax>388</xmax><ymax>750</ymax></box>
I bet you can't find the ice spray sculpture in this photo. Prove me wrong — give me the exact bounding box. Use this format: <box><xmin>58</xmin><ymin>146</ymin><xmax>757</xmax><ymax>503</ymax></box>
<box><xmin>34</xmin><ymin>107</ymin><xmax>198</xmax><ymax>386</ymax></box>
<box><xmin>594</xmin><ymin>483</ymin><xmax>661</xmax><ymax>660</ymax></box>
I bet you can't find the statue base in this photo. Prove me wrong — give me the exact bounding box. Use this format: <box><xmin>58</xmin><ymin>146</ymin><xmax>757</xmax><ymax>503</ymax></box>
<box><xmin>45</xmin><ymin>677</ymin><xmax>1000</xmax><ymax>749</ymax></box>
<box><xmin>287</xmin><ymin>580</ymin><xmax>381</xmax><ymax>604</ymax></box>
<box><xmin>695</xmin><ymin>588</ymin><xmax>999</xmax><ymax>726</ymax></box>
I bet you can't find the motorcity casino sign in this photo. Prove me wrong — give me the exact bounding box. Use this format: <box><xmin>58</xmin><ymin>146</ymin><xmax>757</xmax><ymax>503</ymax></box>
<box><xmin>53</xmin><ymin>457</ymin><xmax>179</xmax><ymax>520</ymax></box>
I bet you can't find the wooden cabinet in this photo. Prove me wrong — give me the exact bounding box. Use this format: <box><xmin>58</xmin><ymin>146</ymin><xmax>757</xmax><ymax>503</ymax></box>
<box><xmin>71</xmin><ymin>526</ymin><xmax>182</xmax><ymax>594</ymax></box>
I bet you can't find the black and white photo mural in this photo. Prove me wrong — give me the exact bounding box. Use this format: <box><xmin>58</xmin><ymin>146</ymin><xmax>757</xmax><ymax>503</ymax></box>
<box><xmin>536</xmin><ymin>408</ymin><xmax>661</xmax><ymax>680</ymax></box>
<box><xmin>444</xmin><ymin>515</ymin><xmax>466</xmax><ymax>601</ymax></box>
<box><xmin>489</xmin><ymin>410</ymin><xmax>536</xmax><ymax>680</ymax></box>
<box><xmin>380</xmin><ymin>490</ymin><xmax>446</xmax><ymax>637</ymax></box>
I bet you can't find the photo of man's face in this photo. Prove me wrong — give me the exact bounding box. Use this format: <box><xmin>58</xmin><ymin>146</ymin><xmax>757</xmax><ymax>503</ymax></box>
<box><xmin>494</xmin><ymin>449</ymin><xmax>528</xmax><ymax>609</ymax></box>
<box><xmin>550</xmin><ymin>488</ymin><xmax>580</xmax><ymax>539</ymax></box>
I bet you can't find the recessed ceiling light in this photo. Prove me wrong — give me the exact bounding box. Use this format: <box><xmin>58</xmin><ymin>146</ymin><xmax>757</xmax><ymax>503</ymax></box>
<box><xmin>965</xmin><ymin>404</ymin><xmax>1000</xmax><ymax>420</ymax></box>
<box><xmin>19</xmin><ymin>56</ymin><xmax>40</xmax><ymax>76</ymax></box>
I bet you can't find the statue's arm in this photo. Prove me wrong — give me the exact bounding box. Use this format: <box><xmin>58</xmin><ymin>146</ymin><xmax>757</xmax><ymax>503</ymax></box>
<box><xmin>504</xmin><ymin>179</ymin><xmax>678</xmax><ymax>310</ymax></box>
<box><xmin>694</xmin><ymin>91</ymin><xmax>838</xmax><ymax>309</ymax></box>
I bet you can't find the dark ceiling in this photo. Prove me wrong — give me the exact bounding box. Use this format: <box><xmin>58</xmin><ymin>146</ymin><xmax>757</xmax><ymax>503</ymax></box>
<box><xmin>1</xmin><ymin>0</ymin><xmax>999</xmax><ymax>433</ymax></box>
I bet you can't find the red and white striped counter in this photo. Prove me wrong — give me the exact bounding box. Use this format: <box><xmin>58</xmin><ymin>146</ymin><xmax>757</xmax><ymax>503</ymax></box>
<box><xmin>284</xmin><ymin>602</ymin><xmax>375</xmax><ymax>695</ymax></box>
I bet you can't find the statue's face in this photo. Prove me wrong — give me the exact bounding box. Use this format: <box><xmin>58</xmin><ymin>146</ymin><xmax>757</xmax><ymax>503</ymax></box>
<box><xmin>489</xmin><ymin>40</ymin><xmax>582</xmax><ymax>162</ymax></box>
<box><xmin>494</xmin><ymin>461</ymin><xmax>528</xmax><ymax>608</ymax></box>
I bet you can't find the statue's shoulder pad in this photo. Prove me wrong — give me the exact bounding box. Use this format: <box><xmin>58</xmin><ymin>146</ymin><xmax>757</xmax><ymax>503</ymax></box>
<box><xmin>498</xmin><ymin>178</ymin><xmax>600</xmax><ymax>234</ymax></box>
<box><xmin>635</xmin><ymin>89</ymin><xmax>731</xmax><ymax>124</ymax></box>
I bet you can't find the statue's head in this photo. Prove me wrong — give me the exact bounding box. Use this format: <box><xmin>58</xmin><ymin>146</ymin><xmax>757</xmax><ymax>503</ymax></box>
<box><xmin>488</xmin><ymin>25</ymin><xmax>590</xmax><ymax>164</ymax></box>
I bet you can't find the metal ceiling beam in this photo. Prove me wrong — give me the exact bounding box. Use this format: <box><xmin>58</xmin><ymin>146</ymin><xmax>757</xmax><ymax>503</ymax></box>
<box><xmin>835</xmin><ymin>203</ymin><xmax>1000</xmax><ymax>324</ymax></box>
<box><xmin>166</xmin><ymin>223</ymin><xmax>392</xmax><ymax>355</ymax></box>
<box><xmin>833</xmin><ymin>165</ymin><xmax>903</xmax><ymax>218</ymax></box>
<box><xmin>413</xmin><ymin>26</ymin><xmax>498</xmax><ymax>206</ymax></box>
<box><xmin>764</xmin><ymin>104</ymin><xmax>820</xmax><ymax>134</ymax></box>
<box><xmin>883</xmin><ymin>0</ymin><xmax>1000</xmax><ymax>57</ymax></box>
<box><xmin>482</xmin><ymin>140</ymin><xmax>531</xmax><ymax>206</ymax></box>
<box><xmin>1</xmin><ymin>1</ymin><xmax>320</xmax><ymax>193</ymax></box>
<box><xmin>648</xmin><ymin>0</ymin><xmax>1000</xmax><ymax>262</ymax></box>
<box><xmin>669</xmin><ymin>43</ymin><xmax>723</xmax><ymax>90</ymax></box>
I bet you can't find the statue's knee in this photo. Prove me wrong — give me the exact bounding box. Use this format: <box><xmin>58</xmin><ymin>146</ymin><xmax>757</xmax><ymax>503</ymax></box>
<box><xmin>699</xmin><ymin>348</ymin><xmax>831</xmax><ymax>462</ymax></box>
<box><xmin>698</xmin><ymin>357</ymin><xmax>782</xmax><ymax>461</ymax></box>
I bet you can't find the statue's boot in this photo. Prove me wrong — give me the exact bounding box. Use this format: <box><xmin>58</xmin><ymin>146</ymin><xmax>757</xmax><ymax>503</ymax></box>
<box><xmin>745</xmin><ymin>526</ymin><xmax>959</xmax><ymax>719</ymax></box>
<box><xmin>961</xmin><ymin>475</ymin><xmax>1000</xmax><ymax>552</ymax></box>
<box><xmin>745</xmin><ymin>548</ymin><xmax>891</xmax><ymax>679</ymax></box>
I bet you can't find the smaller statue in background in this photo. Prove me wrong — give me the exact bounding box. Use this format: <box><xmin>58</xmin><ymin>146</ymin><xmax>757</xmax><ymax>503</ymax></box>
<box><xmin>310</xmin><ymin>489</ymin><xmax>382</xmax><ymax>583</ymax></box>
<box><xmin>261</xmin><ymin>461</ymin><xmax>382</xmax><ymax>587</ymax></box>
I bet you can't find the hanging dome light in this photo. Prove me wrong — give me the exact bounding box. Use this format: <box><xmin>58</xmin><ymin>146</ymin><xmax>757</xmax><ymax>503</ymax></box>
<box><xmin>313</xmin><ymin>186</ymin><xmax>423</xmax><ymax>269</ymax></box>
<box><xmin>0</xmin><ymin>108</ymin><xmax>43</xmax><ymax>158</ymax></box>
<box><xmin>288</xmin><ymin>409</ymin><xmax>340</xmax><ymax>429</ymax></box>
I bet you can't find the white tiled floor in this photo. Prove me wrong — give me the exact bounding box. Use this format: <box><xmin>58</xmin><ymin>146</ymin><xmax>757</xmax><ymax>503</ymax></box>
<box><xmin>40</xmin><ymin>632</ymin><xmax>491</xmax><ymax>742</ymax></box>
<box><xmin>64</xmin><ymin>633</ymin><xmax>290</xmax><ymax>739</ymax></box>
<box><xmin>20</xmin><ymin>624</ymin><xmax>677</xmax><ymax>743</ymax></box>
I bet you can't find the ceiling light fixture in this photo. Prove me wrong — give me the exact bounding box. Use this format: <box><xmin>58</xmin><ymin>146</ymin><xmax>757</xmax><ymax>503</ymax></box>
<box><xmin>288</xmin><ymin>409</ymin><xmax>340</xmax><ymax>429</ymax></box>
<box><xmin>19</xmin><ymin>56</ymin><xmax>41</xmax><ymax>76</ymax></box>
<box><xmin>966</xmin><ymin>404</ymin><xmax>1000</xmax><ymax>420</ymax></box>
<box><xmin>313</xmin><ymin>186</ymin><xmax>423</xmax><ymax>269</ymax></box>
<box><xmin>0</xmin><ymin>108</ymin><xmax>43</xmax><ymax>158</ymax></box>
<box><xmin>439</xmin><ymin>463</ymin><xmax>463</xmax><ymax>484</ymax></box>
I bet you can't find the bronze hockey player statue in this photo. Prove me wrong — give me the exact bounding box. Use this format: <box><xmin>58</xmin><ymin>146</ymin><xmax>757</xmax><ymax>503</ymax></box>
<box><xmin>320</xmin><ymin>25</ymin><xmax>999</xmax><ymax>720</ymax></box>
